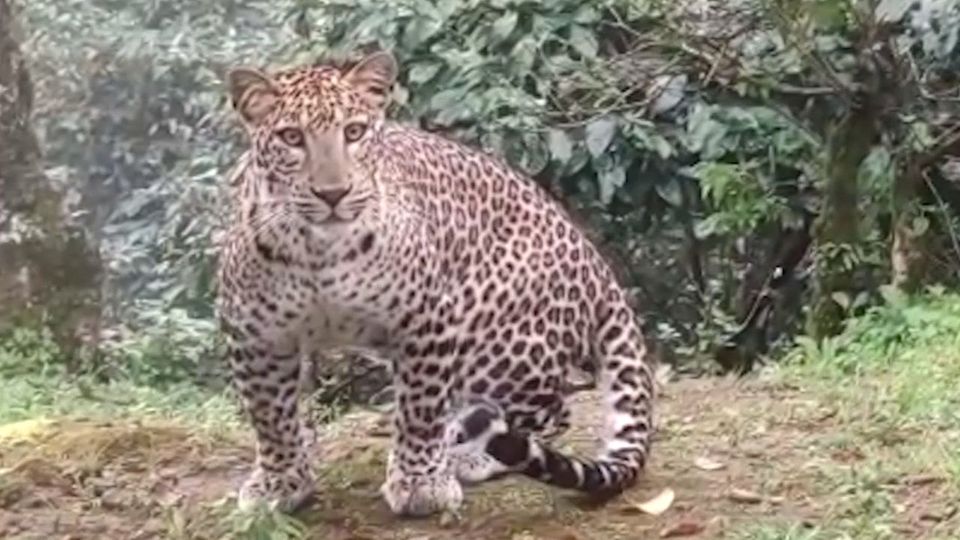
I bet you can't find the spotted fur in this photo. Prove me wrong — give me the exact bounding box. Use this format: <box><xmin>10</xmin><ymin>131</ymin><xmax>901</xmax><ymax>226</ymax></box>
<box><xmin>217</xmin><ymin>50</ymin><xmax>655</xmax><ymax>516</ymax></box>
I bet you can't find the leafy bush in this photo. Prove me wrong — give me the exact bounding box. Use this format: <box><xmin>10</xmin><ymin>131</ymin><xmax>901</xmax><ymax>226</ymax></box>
<box><xmin>24</xmin><ymin>0</ymin><xmax>294</xmax><ymax>314</ymax></box>
<box><xmin>16</xmin><ymin>0</ymin><xmax>960</xmax><ymax>378</ymax></box>
<box><xmin>795</xmin><ymin>286</ymin><xmax>960</xmax><ymax>373</ymax></box>
<box><xmin>0</xmin><ymin>327</ymin><xmax>62</xmax><ymax>378</ymax></box>
<box><xmin>98</xmin><ymin>301</ymin><xmax>223</xmax><ymax>387</ymax></box>
<box><xmin>19</xmin><ymin>0</ymin><xmax>299</xmax><ymax>382</ymax></box>
<box><xmin>787</xmin><ymin>286</ymin><xmax>960</xmax><ymax>426</ymax></box>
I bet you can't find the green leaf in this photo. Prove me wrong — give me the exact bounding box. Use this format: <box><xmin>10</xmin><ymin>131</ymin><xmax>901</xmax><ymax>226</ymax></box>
<box><xmin>572</xmin><ymin>5</ymin><xmax>601</xmax><ymax>24</ymax></box>
<box><xmin>852</xmin><ymin>291</ymin><xmax>872</xmax><ymax>310</ymax></box>
<box><xmin>518</xmin><ymin>132</ymin><xmax>550</xmax><ymax>176</ymax></box>
<box><xmin>547</xmin><ymin>128</ymin><xmax>573</xmax><ymax>166</ymax></box>
<box><xmin>625</xmin><ymin>121</ymin><xmax>674</xmax><ymax>160</ymax></box>
<box><xmin>392</xmin><ymin>84</ymin><xmax>410</xmax><ymax>106</ymax></box>
<box><xmin>566</xmin><ymin>144</ymin><xmax>591</xmax><ymax>176</ymax></box>
<box><xmin>876</xmin><ymin>0</ymin><xmax>912</xmax><ymax>22</ymax></box>
<box><xmin>429</xmin><ymin>86</ymin><xmax>474</xmax><ymax>126</ymax></box>
<box><xmin>596</xmin><ymin>161</ymin><xmax>626</xmax><ymax>205</ymax></box>
<box><xmin>879</xmin><ymin>284</ymin><xmax>908</xmax><ymax>308</ymax></box>
<box><xmin>511</xmin><ymin>37</ymin><xmax>538</xmax><ymax>72</ymax></box>
<box><xmin>694</xmin><ymin>215</ymin><xmax>722</xmax><ymax>238</ymax></box>
<box><xmin>831</xmin><ymin>291</ymin><xmax>851</xmax><ymax>311</ymax></box>
<box><xmin>433</xmin><ymin>103</ymin><xmax>474</xmax><ymax>127</ymax></box>
<box><xmin>655</xmin><ymin>177</ymin><xmax>684</xmax><ymax>207</ymax></box>
<box><xmin>651</xmin><ymin>136</ymin><xmax>675</xmax><ymax>161</ymax></box>
<box><xmin>649</xmin><ymin>74</ymin><xmax>687</xmax><ymax>115</ymax></box>
<box><xmin>585</xmin><ymin>116</ymin><xmax>617</xmax><ymax>158</ymax></box>
<box><xmin>435</xmin><ymin>0</ymin><xmax>460</xmax><ymax>20</ymax></box>
<box><xmin>408</xmin><ymin>63</ymin><xmax>441</xmax><ymax>85</ymax></box>
<box><xmin>858</xmin><ymin>145</ymin><xmax>894</xmax><ymax>196</ymax></box>
<box><xmin>429</xmin><ymin>86</ymin><xmax>468</xmax><ymax>111</ymax></box>
<box><xmin>909</xmin><ymin>121</ymin><xmax>935</xmax><ymax>152</ymax></box>
<box><xmin>402</xmin><ymin>12</ymin><xmax>444</xmax><ymax>49</ymax></box>
<box><xmin>810</xmin><ymin>0</ymin><xmax>847</xmax><ymax>31</ymax></box>
<box><xmin>491</xmin><ymin>11</ymin><xmax>519</xmax><ymax>43</ymax></box>
<box><xmin>568</xmin><ymin>25</ymin><xmax>598</xmax><ymax>58</ymax></box>
<box><xmin>686</xmin><ymin>105</ymin><xmax>728</xmax><ymax>160</ymax></box>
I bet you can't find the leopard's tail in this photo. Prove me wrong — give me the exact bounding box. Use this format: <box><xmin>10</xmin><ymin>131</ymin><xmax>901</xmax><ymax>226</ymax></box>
<box><xmin>480</xmin><ymin>310</ymin><xmax>655</xmax><ymax>494</ymax></box>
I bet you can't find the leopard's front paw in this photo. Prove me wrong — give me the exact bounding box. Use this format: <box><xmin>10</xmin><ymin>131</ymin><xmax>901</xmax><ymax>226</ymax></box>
<box><xmin>379</xmin><ymin>469</ymin><xmax>463</xmax><ymax>517</ymax></box>
<box><xmin>238</xmin><ymin>463</ymin><xmax>315</xmax><ymax>513</ymax></box>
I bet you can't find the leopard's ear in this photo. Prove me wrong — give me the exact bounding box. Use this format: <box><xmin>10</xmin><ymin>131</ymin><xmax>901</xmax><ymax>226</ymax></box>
<box><xmin>343</xmin><ymin>51</ymin><xmax>398</xmax><ymax>110</ymax></box>
<box><xmin>227</xmin><ymin>67</ymin><xmax>279</xmax><ymax>125</ymax></box>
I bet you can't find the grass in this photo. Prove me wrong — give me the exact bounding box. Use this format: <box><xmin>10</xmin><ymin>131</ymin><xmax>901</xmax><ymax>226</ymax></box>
<box><xmin>0</xmin><ymin>291</ymin><xmax>958</xmax><ymax>538</ymax></box>
<box><xmin>729</xmin><ymin>289</ymin><xmax>960</xmax><ymax>539</ymax></box>
<box><xmin>0</xmin><ymin>375</ymin><xmax>241</xmax><ymax>428</ymax></box>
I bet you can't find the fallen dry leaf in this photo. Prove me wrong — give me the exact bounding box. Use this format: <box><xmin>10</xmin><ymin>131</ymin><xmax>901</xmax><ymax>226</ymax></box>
<box><xmin>633</xmin><ymin>488</ymin><xmax>676</xmax><ymax>515</ymax></box>
<box><xmin>728</xmin><ymin>488</ymin><xmax>763</xmax><ymax>504</ymax></box>
<box><xmin>901</xmin><ymin>474</ymin><xmax>945</xmax><ymax>486</ymax></box>
<box><xmin>693</xmin><ymin>456</ymin><xmax>725</xmax><ymax>471</ymax></box>
<box><xmin>660</xmin><ymin>521</ymin><xmax>705</xmax><ymax>538</ymax></box>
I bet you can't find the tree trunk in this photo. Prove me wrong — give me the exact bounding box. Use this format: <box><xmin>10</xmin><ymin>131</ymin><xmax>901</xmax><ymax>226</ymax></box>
<box><xmin>0</xmin><ymin>0</ymin><xmax>102</xmax><ymax>363</ymax></box>
<box><xmin>890</xmin><ymin>161</ymin><xmax>928</xmax><ymax>293</ymax></box>
<box><xmin>806</xmin><ymin>105</ymin><xmax>875</xmax><ymax>339</ymax></box>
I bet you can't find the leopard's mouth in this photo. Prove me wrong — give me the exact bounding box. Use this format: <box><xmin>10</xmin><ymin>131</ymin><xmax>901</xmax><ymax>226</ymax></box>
<box><xmin>302</xmin><ymin>211</ymin><xmax>356</xmax><ymax>227</ymax></box>
<box><xmin>304</xmin><ymin>214</ymin><xmax>347</xmax><ymax>225</ymax></box>
<box><xmin>318</xmin><ymin>199</ymin><xmax>371</xmax><ymax>225</ymax></box>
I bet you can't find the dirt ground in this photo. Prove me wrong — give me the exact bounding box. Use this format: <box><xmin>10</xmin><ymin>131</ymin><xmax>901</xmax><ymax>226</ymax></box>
<box><xmin>0</xmin><ymin>375</ymin><xmax>955</xmax><ymax>539</ymax></box>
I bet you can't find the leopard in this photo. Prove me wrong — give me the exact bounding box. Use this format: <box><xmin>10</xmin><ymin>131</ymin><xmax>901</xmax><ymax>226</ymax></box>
<box><xmin>216</xmin><ymin>48</ymin><xmax>656</xmax><ymax>517</ymax></box>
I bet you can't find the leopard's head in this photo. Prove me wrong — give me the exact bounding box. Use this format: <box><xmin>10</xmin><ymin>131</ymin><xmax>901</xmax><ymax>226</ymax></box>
<box><xmin>227</xmin><ymin>51</ymin><xmax>397</xmax><ymax>228</ymax></box>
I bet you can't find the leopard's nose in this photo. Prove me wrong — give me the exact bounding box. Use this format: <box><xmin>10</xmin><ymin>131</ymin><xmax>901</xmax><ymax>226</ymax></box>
<box><xmin>311</xmin><ymin>186</ymin><xmax>351</xmax><ymax>207</ymax></box>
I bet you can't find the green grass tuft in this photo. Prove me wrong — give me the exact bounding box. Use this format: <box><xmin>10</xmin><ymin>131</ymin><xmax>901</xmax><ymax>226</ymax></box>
<box><xmin>731</xmin><ymin>289</ymin><xmax>960</xmax><ymax>539</ymax></box>
<box><xmin>0</xmin><ymin>374</ymin><xmax>241</xmax><ymax>431</ymax></box>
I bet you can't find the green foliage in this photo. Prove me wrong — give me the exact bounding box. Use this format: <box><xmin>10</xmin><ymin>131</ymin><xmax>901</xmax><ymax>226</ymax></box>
<box><xmin>165</xmin><ymin>499</ymin><xmax>307</xmax><ymax>540</ymax></box>
<box><xmin>295</xmin><ymin>0</ymin><xmax>840</xmax><ymax>357</ymax></box>
<box><xmin>0</xmin><ymin>313</ymin><xmax>221</xmax><ymax>393</ymax></box>
<box><xmin>0</xmin><ymin>323</ymin><xmax>234</xmax><ymax>426</ymax></box>
<box><xmin>771</xmin><ymin>288</ymin><xmax>960</xmax><ymax>539</ymax></box>
<box><xmin>304</xmin><ymin>0</ymin><xmax>649</xmax><ymax>190</ymax></box>
<box><xmin>731</xmin><ymin>523</ymin><xmax>825</xmax><ymax>540</ymax></box>
<box><xmin>694</xmin><ymin>161</ymin><xmax>786</xmax><ymax>237</ymax></box>
<box><xmin>24</xmin><ymin>0</ymin><xmax>292</xmax><ymax>313</ymax></box>
<box><xmin>0</xmin><ymin>313</ymin><xmax>224</xmax><ymax>425</ymax></box>
<box><xmin>99</xmin><ymin>301</ymin><xmax>223</xmax><ymax>387</ymax></box>
<box><xmin>298</xmin><ymin>0</ymin><xmax>822</xmax><ymax>224</ymax></box>
<box><xmin>0</xmin><ymin>326</ymin><xmax>62</xmax><ymax>378</ymax></box>
<box><xmin>15</xmin><ymin>0</ymin><xmax>960</xmax><ymax>376</ymax></box>
<box><xmin>0</xmin><ymin>374</ymin><xmax>239</xmax><ymax>426</ymax></box>
<box><xmin>787</xmin><ymin>287</ymin><xmax>960</xmax><ymax>426</ymax></box>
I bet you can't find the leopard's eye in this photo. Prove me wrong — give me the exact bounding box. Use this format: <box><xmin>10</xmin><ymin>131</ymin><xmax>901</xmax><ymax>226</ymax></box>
<box><xmin>343</xmin><ymin>122</ymin><xmax>368</xmax><ymax>143</ymax></box>
<box><xmin>276</xmin><ymin>127</ymin><xmax>305</xmax><ymax>147</ymax></box>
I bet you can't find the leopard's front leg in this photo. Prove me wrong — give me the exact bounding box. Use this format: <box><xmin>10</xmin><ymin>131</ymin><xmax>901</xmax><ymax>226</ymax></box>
<box><xmin>225</xmin><ymin>326</ymin><xmax>315</xmax><ymax>512</ymax></box>
<box><xmin>380</xmin><ymin>348</ymin><xmax>462</xmax><ymax>516</ymax></box>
